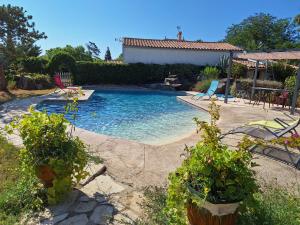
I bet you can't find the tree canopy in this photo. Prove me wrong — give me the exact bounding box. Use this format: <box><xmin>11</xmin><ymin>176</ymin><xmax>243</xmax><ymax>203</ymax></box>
<box><xmin>104</xmin><ymin>47</ymin><xmax>112</xmax><ymax>61</ymax></box>
<box><xmin>46</xmin><ymin>45</ymin><xmax>93</xmax><ymax>61</ymax></box>
<box><xmin>86</xmin><ymin>41</ymin><xmax>100</xmax><ymax>59</ymax></box>
<box><xmin>0</xmin><ymin>4</ymin><xmax>46</xmax><ymax>65</ymax></box>
<box><xmin>224</xmin><ymin>13</ymin><xmax>300</xmax><ymax>51</ymax></box>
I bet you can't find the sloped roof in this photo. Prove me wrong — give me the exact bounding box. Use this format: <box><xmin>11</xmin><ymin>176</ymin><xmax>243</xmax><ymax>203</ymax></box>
<box><xmin>236</xmin><ymin>51</ymin><xmax>300</xmax><ymax>60</ymax></box>
<box><xmin>233</xmin><ymin>59</ymin><xmax>265</xmax><ymax>69</ymax></box>
<box><xmin>123</xmin><ymin>37</ymin><xmax>243</xmax><ymax>51</ymax></box>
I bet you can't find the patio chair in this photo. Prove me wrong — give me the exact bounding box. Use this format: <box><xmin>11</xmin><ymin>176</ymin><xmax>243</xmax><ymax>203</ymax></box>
<box><xmin>276</xmin><ymin>90</ymin><xmax>289</xmax><ymax>108</ymax></box>
<box><xmin>54</xmin><ymin>74</ymin><xmax>83</xmax><ymax>95</ymax></box>
<box><xmin>192</xmin><ymin>80</ymin><xmax>219</xmax><ymax>100</ymax></box>
<box><xmin>221</xmin><ymin>118</ymin><xmax>300</xmax><ymax>169</ymax></box>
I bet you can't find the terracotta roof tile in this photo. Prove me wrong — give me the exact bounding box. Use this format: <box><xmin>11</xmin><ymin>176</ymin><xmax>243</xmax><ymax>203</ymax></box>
<box><xmin>233</xmin><ymin>59</ymin><xmax>265</xmax><ymax>69</ymax></box>
<box><xmin>123</xmin><ymin>37</ymin><xmax>243</xmax><ymax>52</ymax></box>
<box><xmin>236</xmin><ymin>51</ymin><xmax>300</xmax><ymax>60</ymax></box>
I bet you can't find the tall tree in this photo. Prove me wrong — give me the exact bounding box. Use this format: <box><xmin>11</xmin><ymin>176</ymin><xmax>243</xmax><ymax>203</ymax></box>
<box><xmin>86</xmin><ymin>41</ymin><xmax>100</xmax><ymax>59</ymax></box>
<box><xmin>104</xmin><ymin>47</ymin><xmax>112</xmax><ymax>61</ymax></box>
<box><xmin>224</xmin><ymin>13</ymin><xmax>300</xmax><ymax>50</ymax></box>
<box><xmin>0</xmin><ymin>4</ymin><xmax>47</xmax><ymax>65</ymax></box>
<box><xmin>295</xmin><ymin>14</ymin><xmax>300</xmax><ymax>25</ymax></box>
<box><xmin>0</xmin><ymin>51</ymin><xmax>6</xmax><ymax>90</ymax></box>
<box><xmin>46</xmin><ymin>45</ymin><xmax>93</xmax><ymax>61</ymax></box>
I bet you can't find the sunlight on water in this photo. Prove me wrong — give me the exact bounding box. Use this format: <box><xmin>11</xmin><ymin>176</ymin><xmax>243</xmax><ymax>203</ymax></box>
<box><xmin>37</xmin><ymin>89</ymin><xmax>209</xmax><ymax>145</ymax></box>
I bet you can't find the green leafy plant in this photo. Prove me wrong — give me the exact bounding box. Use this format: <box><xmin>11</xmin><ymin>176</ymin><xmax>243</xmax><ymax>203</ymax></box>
<box><xmin>6</xmin><ymin>102</ymin><xmax>90</xmax><ymax>205</ymax></box>
<box><xmin>0</xmin><ymin>134</ymin><xmax>45</xmax><ymax>225</ymax></box>
<box><xmin>165</xmin><ymin>99</ymin><xmax>258</xmax><ymax>224</ymax></box>
<box><xmin>218</xmin><ymin>55</ymin><xmax>229</xmax><ymax>75</ymax></box>
<box><xmin>238</xmin><ymin>182</ymin><xmax>300</xmax><ymax>225</ymax></box>
<box><xmin>285</xmin><ymin>75</ymin><xmax>296</xmax><ymax>95</ymax></box>
<box><xmin>232</xmin><ymin>63</ymin><xmax>247</xmax><ymax>79</ymax></box>
<box><xmin>272</xmin><ymin>63</ymin><xmax>297</xmax><ymax>82</ymax></box>
<box><xmin>202</xmin><ymin>66</ymin><xmax>220</xmax><ymax>80</ymax></box>
<box><xmin>193</xmin><ymin>80</ymin><xmax>213</xmax><ymax>92</ymax></box>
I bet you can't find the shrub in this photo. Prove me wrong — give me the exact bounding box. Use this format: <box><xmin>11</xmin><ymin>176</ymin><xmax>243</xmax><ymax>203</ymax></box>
<box><xmin>75</xmin><ymin>62</ymin><xmax>202</xmax><ymax>85</ymax></box>
<box><xmin>21</xmin><ymin>57</ymin><xmax>49</xmax><ymax>73</ymax></box>
<box><xmin>15</xmin><ymin>73</ymin><xmax>53</xmax><ymax>90</ymax></box>
<box><xmin>48</xmin><ymin>52</ymin><xmax>77</xmax><ymax>75</ymax></box>
<box><xmin>272</xmin><ymin>62</ymin><xmax>297</xmax><ymax>82</ymax></box>
<box><xmin>232</xmin><ymin>78</ymin><xmax>283</xmax><ymax>97</ymax></box>
<box><xmin>7</xmin><ymin>80</ymin><xmax>17</xmax><ymax>90</ymax></box>
<box><xmin>284</xmin><ymin>75</ymin><xmax>296</xmax><ymax>96</ymax></box>
<box><xmin>201</xmin><ymin>66</ymin><xmax>220</xmax><ymax>80</ymax></box>
<box><xmin>193</xmin><ymin>80</ymin><xmax>213</xmax><ymax>92</ymax></box>
<box><xmin>232</xmin><ymin>63</ymin><xmax>247</xmax><ymax>79</ymax></box>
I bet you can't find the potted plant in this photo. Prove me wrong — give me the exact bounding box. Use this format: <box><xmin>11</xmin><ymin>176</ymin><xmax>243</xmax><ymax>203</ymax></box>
<box><xmin>6</xmin><ymin>102</ymin><xmax>91</xmax><ymax>205</ymax></box>
<box><xmin>166</xmin><ymin>99</ymin><xmax>257</xmax><ymax>225</ymax></box>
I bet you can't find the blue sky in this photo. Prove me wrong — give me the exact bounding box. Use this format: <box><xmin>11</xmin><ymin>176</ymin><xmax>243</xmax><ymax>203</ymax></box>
<box><xmin>2</xmin><ymin>0</ymin><xmax>300</xmax><ymax>58</ymax></box>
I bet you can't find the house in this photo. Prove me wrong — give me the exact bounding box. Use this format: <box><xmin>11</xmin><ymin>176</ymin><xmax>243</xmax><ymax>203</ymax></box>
<box><xmin>122</xmin><ymin>32</ymin><xmax>242</xmax><ymax>66</ymax></box>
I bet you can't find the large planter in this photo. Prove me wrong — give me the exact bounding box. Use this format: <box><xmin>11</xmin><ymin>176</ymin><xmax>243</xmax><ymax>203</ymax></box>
<box><xmin>187</xmin><ymin>201</ymin><xmax>239</xmax><ymax>225</ymax></box>
<box><xmin>37</xmin><ymin>165</ymin><xmax>56</xmax><ymax>188</ymax></box>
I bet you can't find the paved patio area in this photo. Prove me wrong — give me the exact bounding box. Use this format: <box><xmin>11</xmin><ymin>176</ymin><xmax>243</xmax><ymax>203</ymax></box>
<box><xmin>1</xmin><ymin>88</ymin><xmax>300</xmax><ymax>220</ymax></box>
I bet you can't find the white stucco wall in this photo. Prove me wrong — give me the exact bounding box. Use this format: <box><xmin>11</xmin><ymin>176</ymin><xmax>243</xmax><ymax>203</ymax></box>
<box><xmin>123</xmin><ymin>46</ymin><xmax>233</xmax><ymax>66</ymax></box>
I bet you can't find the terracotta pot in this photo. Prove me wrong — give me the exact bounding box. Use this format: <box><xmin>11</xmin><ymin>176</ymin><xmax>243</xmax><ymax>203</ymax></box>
<box><xmin>37</xmin><ymin>165</ymin><xmax>56</xmax><ymax>188</ymax></box>
<box><xmin>187</xmin><ymin>201</ymin><xmax>239</xmax><ymax>225</ymax></box>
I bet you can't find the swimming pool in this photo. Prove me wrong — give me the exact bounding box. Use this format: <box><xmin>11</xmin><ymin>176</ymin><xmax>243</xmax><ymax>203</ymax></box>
<box><xmin>37</xmin><ymin>89</ymin><xmax>209</xmax><ymax>145</ymax></box>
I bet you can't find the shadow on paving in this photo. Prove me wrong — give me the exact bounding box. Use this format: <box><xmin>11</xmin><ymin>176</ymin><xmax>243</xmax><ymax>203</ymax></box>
<box><xmin>33</xmin><ymin>189</ymin><xmax>118</xmax><ymax>225</ymax></box>
<box><xmin>253</xmin><ymin>145</ymin><xmax>300</xmax><ymax>169</ymax></box>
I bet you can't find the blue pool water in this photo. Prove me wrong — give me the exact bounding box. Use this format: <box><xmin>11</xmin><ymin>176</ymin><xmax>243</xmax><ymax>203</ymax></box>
<box><xmin>37</xmin><ymin>90</ymin><xmax>208</xmax><ymax>145</ymax></box>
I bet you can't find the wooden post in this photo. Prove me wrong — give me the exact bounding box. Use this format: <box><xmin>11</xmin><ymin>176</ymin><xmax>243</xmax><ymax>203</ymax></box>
<box><xmin>251</xmin><ymin>60</ymin><xmax>259</xmax><ymax>100</ymax></box>
<box><xmin>224</xmin><ymin>51</ymin><xmax>233</xmax><ymax>104</ymax></box>
<box><xmin>291</xmin><ymin>66</ymin><xmax>300</xmax><ymax>115</ymax></box>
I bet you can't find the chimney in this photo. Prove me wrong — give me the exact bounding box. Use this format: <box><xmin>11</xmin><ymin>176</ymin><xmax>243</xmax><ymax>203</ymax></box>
<box><xmin>177</xmin><ymin>31</ymin><xmax>183</xmax><ymax>41</ymax></box>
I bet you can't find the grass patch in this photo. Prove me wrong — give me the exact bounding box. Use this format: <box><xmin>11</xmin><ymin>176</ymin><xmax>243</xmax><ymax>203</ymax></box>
<box><xmin>0</xmin><ymin>135</ymin><xmax>45</xmax><ymax>225</ymax></box>
<box><xmin>135</xmin><ymin>184</ymin><xmax>300</xmax><ymax>225</ymax></box>
<box><xmin>0</xmin><ymin>135</ymin><xmax>20</xmax><ymax>192</ymax></box>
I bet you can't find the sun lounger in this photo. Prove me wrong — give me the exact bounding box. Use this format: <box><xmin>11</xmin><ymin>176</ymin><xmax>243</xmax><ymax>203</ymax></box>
<box><xmin>221</xmin><ymin>118</ymin><xmax>300</xmax><ymax>168</ymax></box>
<box><xmin>248</xmin><ymin>119</ymin><xmax>298</xmax><ymax>130</ymax></box>
<box><xmin>192</xmin><ymin>80</ymin><xmax>219</xmax><ymax>100</ymax></box>
<box><xmin>222</xmin><ymin>118</ymin><xmax>300</xmax><ymax>141</ymax></box>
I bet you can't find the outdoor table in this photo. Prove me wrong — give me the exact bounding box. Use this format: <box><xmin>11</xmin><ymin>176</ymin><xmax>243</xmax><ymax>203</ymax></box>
<box><xmin>251</xmin><ymin>87</ymin><xmax>285</xmax><ymax>108</ymax></box>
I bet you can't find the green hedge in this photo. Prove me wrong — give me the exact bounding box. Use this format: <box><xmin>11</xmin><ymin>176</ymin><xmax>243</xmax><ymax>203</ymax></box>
<box><xmin>231</xmin><ymin>78</ymin><xmax>283</xmax><ymax>97</ymax></box>
<box><xmin>75</xmin><ymin>62</ymin><xmax>202</xmax><ymax>85</ymax></box>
